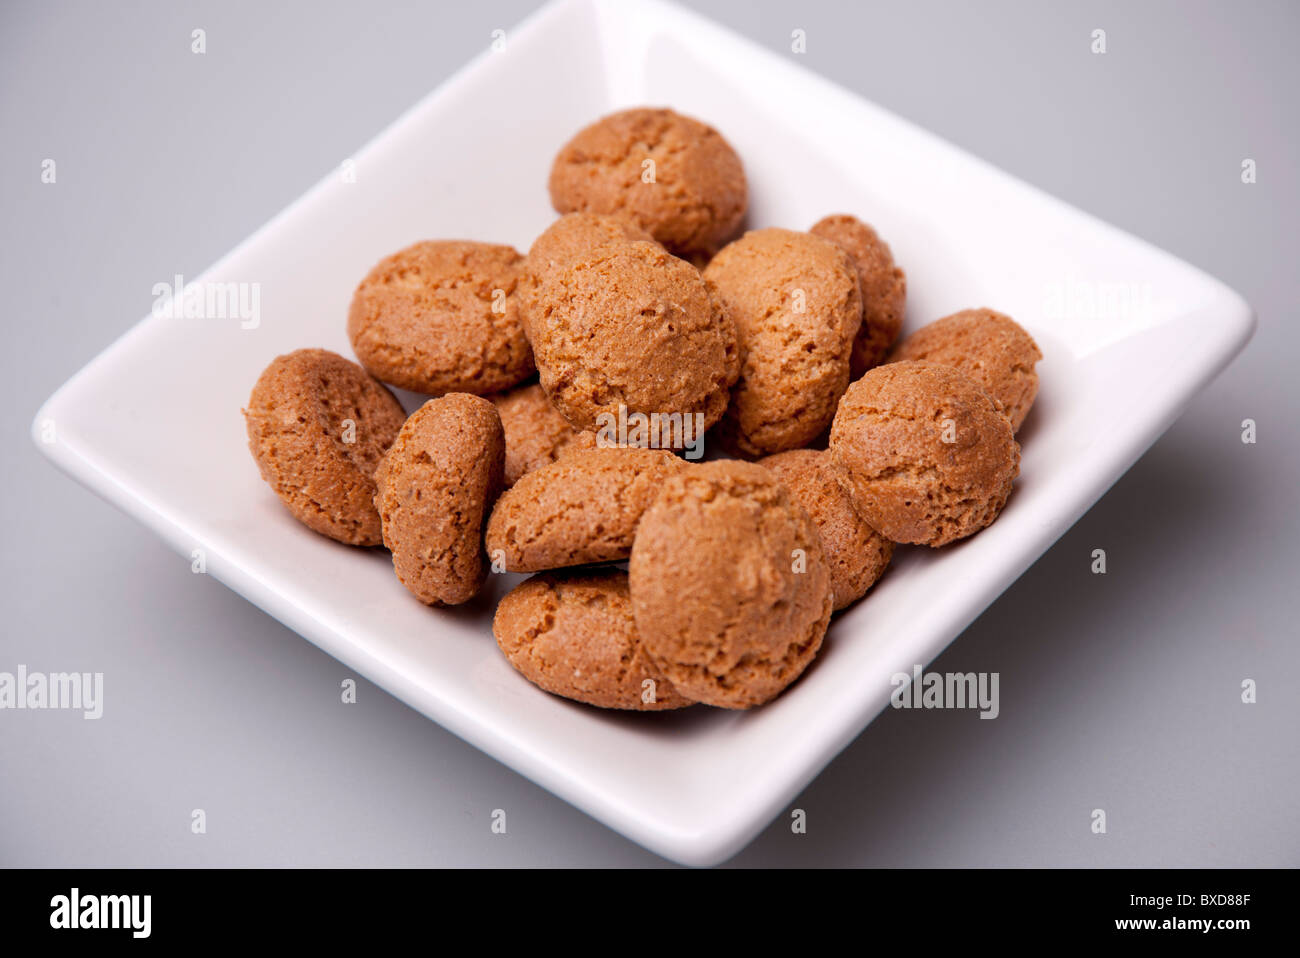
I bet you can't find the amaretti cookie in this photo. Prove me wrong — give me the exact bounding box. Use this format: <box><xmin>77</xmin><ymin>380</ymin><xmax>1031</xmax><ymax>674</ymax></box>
<box><xmin>829</xmin><ymin>360</ymin><xmax>1019</xmax><ymax>547</ymax></box>
<box><xmin>889</xmin><ymin>308</ymin><xmax>1042</xmax><ymax>432</ymax></box>
<box><xmin>810</xmin><ymin>213</ymin><xmax>906</xmax><ymax>377</ymax></box>
<box><xmin>520</xmin><ymin>213</ymin><xmax>655</xmax><ymax>337</ymax></box>
<box><xmin>704</xmin><ymin>228</ymin><xmax>862</xmax><ymax>456</ymax></box>
<box><xmin>548</xmin><ymin>107</ymin><xmax>747</xmax><ymax>257</ymax></box>
<box><xmin>528</xmin><ymin>239</ymin><xmax>739</xmax><ymax>437</ymax></box>
<box><xmin>494</xmin><ymin>569</ymin><xmax>693</xmax><ymax>710</ymax></box>
<box><xmin>759</xmin><ymin>449</ymin><xmax>894</xmax><ymax>611</ymax></box>
<box><xmin>348</xmin><ymin>240</ymin><xmax>532</xmax><ymax>395</ymax></box>
<box><xmin>490</xmin><ymin>381</ymin><xmax>596</xmax><ymax>487</ymax></box>
<box><xmin>374</xmin><ymin>394</ymin><xmax>505</xmax><ymax>605</ymax></box>
<box><xmin>629</xmin><ymin>460</ymin><xmax>833</xmax><ymax>709</ymax></box>
<box><xmin>243</xmin><ymin>348</ymin><xmax>406</xmax><ymax>546</ymax></box>
<box><xmin>485</xmin><ymin>447</ymin><xmax>682</xmax><ymax>572</ymax></box>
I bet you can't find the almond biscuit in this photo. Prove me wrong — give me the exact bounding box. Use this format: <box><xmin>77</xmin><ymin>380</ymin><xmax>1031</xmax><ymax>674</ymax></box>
<box><xmin>374</xmin><ymin>394</ymin><xmax>505</xmax><ymax>605</ymax></box>
<box><xmin>889</xmin><ymin>308</ymin><xmax>1042</xmax><ymax>432</ymax></box>
<box><xmin>829</xmin><ymin>360</ymin><xmax>1019</xmax><ymax>547</ymax></box>
<box><xmin>348</xmin><ymin>240</ymin><xmax>532</xmax><ymax>395</ymax></box>
<box><xmin>243</xmin><ymin>348</ymin><xmax>405</xmax><ymax>546</ymax></box>
<box><xmin>629</xmin><ymin>460</ymin><xmax>833</xmax><ymax>709</ymax></box>
<box><xmin>485</xmin><ymin>446</ymin><xmax>682</xmax><ymax>572</ymax></box>
<box><xmin>548</xmin><ymin>107</ymin><xmax>747</xmax><ymax>257</ymax></box>
<box><xmin>704</xmin><ymin>228</ymin><xmax>863</xmax><ymax>456</ymax></box>
<box><xmin>494</xmin><ymin>569</ymin><xmax>694</xmax><ymax>710</ymax></box>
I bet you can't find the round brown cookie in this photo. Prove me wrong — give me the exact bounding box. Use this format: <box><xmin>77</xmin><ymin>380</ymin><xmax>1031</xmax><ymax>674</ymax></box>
<box><xmin>548</xmin><ymin>107</ymin><xmax>747</xmax><ymax>257</ymax></box>
<box><xmin>829</xmin><ymin>360</ymin><xmax>1019</xmax><ymax>547</ymax></box>
<box><xmin>703</xmin><ymin>228</ymin><xmax>862</xmax><ymax>456</ymax></box>
<box><xmin>529</xmin><ymin>239</ymin><xmax>739</xmax><ymax>436</ymax></box>
<box><xmin>490</xmin><ymin>382</ymin><xmax>596</xmax><ymax>487</ymax></box>
<box><xmin>520</xmin><ymin>213</ymin><xmax>655</xmax><ymax>337</ymax></box>
<box><xmin>628</xmin><ymin>460</ymin><xmax>833</xmax><ymax>709</ymax></box>
<box><xmin>889</xmin><ymin>308</ymin><xmax>1042</xmax><ymax>432</ymax></box>
<box><xmin>485</xmin><ymin>446</ymin><xmax>682</xmax><ymax>572</ymax></box>
<box><xmin>810</xmin><ymin>213</ymin><xmax>907</xmax><ymax>377</ymax></box>
<box><xmin>347</xmin><ymin>240</ymin><xmax>532</xmax><ymax>395</ymax></box>
<box><xmin>243</xmin><ymin>348</ymin><xmax>405</xmax><ymax>546</ymax></box>
<box><xmin>494</xmin><ymin>569</ymin><xmax>694</xmax><ymax>710</ymax></box>
<box><xmin>373</xmin><ymin>394</ymin><xmax>505</xmax><ymax>605</ymax></box>
<box><xmin>759</xmin><ymin>449</ymin><xmax>894</xmax><ymax>611</ymax></box>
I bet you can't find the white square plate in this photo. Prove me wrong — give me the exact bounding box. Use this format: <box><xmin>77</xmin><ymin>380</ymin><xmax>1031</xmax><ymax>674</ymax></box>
<box><xmin>32</xmin><ymin>0</ymin><xmax>1253</xmax><ymax>865</ymax></box>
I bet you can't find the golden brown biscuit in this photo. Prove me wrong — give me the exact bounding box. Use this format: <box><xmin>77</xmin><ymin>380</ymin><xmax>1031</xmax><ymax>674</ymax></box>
<box><xmin>703</xmin><ymin>228</ymin><xmax>862</xmax><ymax>456</ymax></box>
<box><xmin>520</xmin><ymin>213</ymin><xmax>656</xmax><ymax>338</ymax></box>
<box><xmin>810</xmin><ymin>213</ymin><xmax>906</xmax><ymax>377</ymax></box>
<box><xmin>494</xmin><ymin>569</ymin><xmax>694</xmax><ymax>710</ymax></box>
<box><xmin>485</xmin><ymin>447</ymin><xmax>682</xmax><ymax>572</ymax></box>
<box><xmin>529</xmin><ymin>240</ymin><xmax>739</xmax><ymax>438</ymax></box>
<box><xmin>629</xmin><ymin>460</ymin><xmax>833</xmax><ymax>709</ymax></box>
<box><xmin>373</xmin><ymin>394</ymin><xmax>505</xmax><ymax>605</ymax></box>
<box><xmin>243</xmin><ymin>348</ymin><xmax>405</xmax><ymax>546</ymax></box>
<box><xmin>829</xmin><ymin>360</ymin><xmax>1019</xmax><ymax>547</ymax></box>
<box><xmin>490</xmin><ymin>381</ymin><xmax>596</xmax><ymax>487</ymax></box>
<box><xmin>347</xmin><ymin>240</ymin><xmax>532</xmax><ymax>395</ymax></box>
<box><xmin>759</xmin><ymin>449</ymin><xmax>894</xmax><ymax>611</ymax></box>
<box><xmin>548</xmin><ymin>107</ymin><xmax>747</xmax><ymax>257</ymax></box>
<box><xmin>889</xmin><ymin>308</ymin><xmax>1042</xmax><ymax>432</ymax></box>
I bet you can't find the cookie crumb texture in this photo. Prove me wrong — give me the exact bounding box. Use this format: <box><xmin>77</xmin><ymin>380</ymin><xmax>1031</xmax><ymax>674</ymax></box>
<box><xmin>348</xmin><ymin>240</ymin><xmax>533</xmax><ymax>395</ymax></box>
<box><xmin>490</xmin><ymin>381</ymin><xmax>596</xmax><ymax>487</ymax></box>
<box><xmin>529</xmin><ymin>240</ymin><xmax>739</xmax><ymax>434</ymax></box>
<box><xmin>520</xmin><ymin>213</ymin><xmax>656</xmax><ymax>337</ymax></box>
<box><xmin>243</xmin><ymin>348</ymin><xmax>406</xmax><ymax>546</ymax></box>
<box><xmin>486</xmin><ymin>447</ymin><xmax>681</xmax><ymax>572</ymax></box>
<box><xmin>810</xmin><ymin>213</ymin><xmax>906</xmax><ymax>377</ymax></box>
<box><xmin>374</xmin><ymin>394</ymin><xmax>505</xmax><ymax>605</ymax></box>
<box><xmin>548</xmin><ymin>107</ymin><xmax>747</xmax><ymax>257</ymax></box>
<box><xmin>760</xmin><ymin>449</ymin><xmax>894</xmax><ymax>611</ymax></box>
<box><xmin>704</xmin><ymin>228</ymin><xmax>862</xmax><ymax>456</ymax></box>
<box><xmin>889</xmin><ymin>307</ymin><xmax>1042</xmax><ymax>432</ymax></box>
<box><xmin>830</xmin><ymin>360</ymin><xmax>1019</xmax><ymax>547</ymax></box>
<box><xmin>494</xmin><ymin>570</ymin><xmax>694</xmax><ymax>711</ymax></box>
<box><xmin>629</xmin><ymin>460</ymin><xmax>833</xmax><ymax>709</ymax></box>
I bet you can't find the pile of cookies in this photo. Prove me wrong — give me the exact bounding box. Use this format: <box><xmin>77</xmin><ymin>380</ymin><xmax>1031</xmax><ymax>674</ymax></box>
<box><xmin>244</xmin><ymin>107</ymin><xmax>1042</xmax><ymax>712</ymax></box>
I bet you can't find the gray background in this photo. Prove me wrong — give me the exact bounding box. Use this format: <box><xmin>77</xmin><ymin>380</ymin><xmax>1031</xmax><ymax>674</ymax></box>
<box><xmin>2</xmin><ymin>0</ymin><xmax>1296</xmax><ymax>866</ymax></box>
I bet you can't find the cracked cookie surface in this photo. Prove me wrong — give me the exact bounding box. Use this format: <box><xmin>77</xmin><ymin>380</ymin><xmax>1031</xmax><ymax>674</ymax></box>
<box><xmin>528</xmin><ymin>239</ymin><xmax>739</xmax><ymax>436</ymax></box>
<box><xmin>244</xmin><ymin>348</ymin><xmax>406</xmax><ymax>546</ymax></box>
<box><xmin>485</xmin><ymin>446</ymin><xmax>682</xmax><ymax>572</ymax></box>
<box><xmin>374</xmin><ymin>393</ymin><xmax>505</xmax><ymax>605</ymax></box>
<box><xmin>888</xmin><ymin>308</ymin><xmax>1042</xmax><ymax>432</ymax></box>
<box><xmin>494</xmin><ymin>569</ymin><xmax>694</xmax><ymax>710</ymax></box>
<box><xmin>348</xmin><ymin>240</ymin><xmax>532</xmax><ymax>395</ymax></box>
<box><xmin>704</xmin><ymin>227</ymin><xmax>862</xmax><ymax>456</ymax></box>
<box><xmin>810</xmin><ymin>213</ymin><xmax>906</xmax><ymax>377</ymax></box>
<box><xmin>548</xmin><ymin>107</ymin><xmax>747</xmax><ymax>257</ymax></box>
<box><xmin>629</xmin><ymin>460</ymin><xmax>832</xmax><ymax>709</ymax></box>
<box><xmin>829</xmin><ymin>360</ymin><xmax>1019</xmax><ymax>547</ymax></box>
<box><xmin>759</xmin><ymin>448</ymin><xmax>894</xmax><ymax>611</ymax></box>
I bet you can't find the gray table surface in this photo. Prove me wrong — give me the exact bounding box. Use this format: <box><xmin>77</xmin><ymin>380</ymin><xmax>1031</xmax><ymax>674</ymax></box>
<box><xmin>2</xmin><ymin>0</ymin><xmax>1296</xmax><ymax>867</ymax></box>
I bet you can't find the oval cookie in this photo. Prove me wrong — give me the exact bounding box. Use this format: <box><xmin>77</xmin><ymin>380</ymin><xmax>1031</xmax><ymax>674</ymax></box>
<box><xmin>704</xmin><ymin>227</ymin><xmax>862</xmax><ymax>456</ymax></box>
<box><xmin>348</xmin><ymin>240</ymin><xmax>532</xmax><ymax>395</ymax></box>
<box><xmin>494</xmin><ymin>569</ymin><xmax>694</xmax><ymax>710</ymax></box>
<box><xmin>629</xmin><ymin>460</ymin><xmax>833</xmax><ymax>709</ymax></box>
<box><xmin>759</xmin><ymin>448</ymin><xmax>894</xmax><ymax>611</ymax></box>
<box><xmin>243</xmin><ymin>348</ymin><xmax>406</xmax><ymax>546</ymax></box>
<box><xmin>485</xmin><ymin>446</ymin><xmax>682</xmax><ymax>572</ymax></box>
<box><xmin>829</xmin><ymin>360</ymin><xmax>1019</xmax><ymax>547</ymax></box>
<box><xmin>374</xmin><ymin>393</ymin><xmax>505</xmax><ymax>605</ymax></box>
